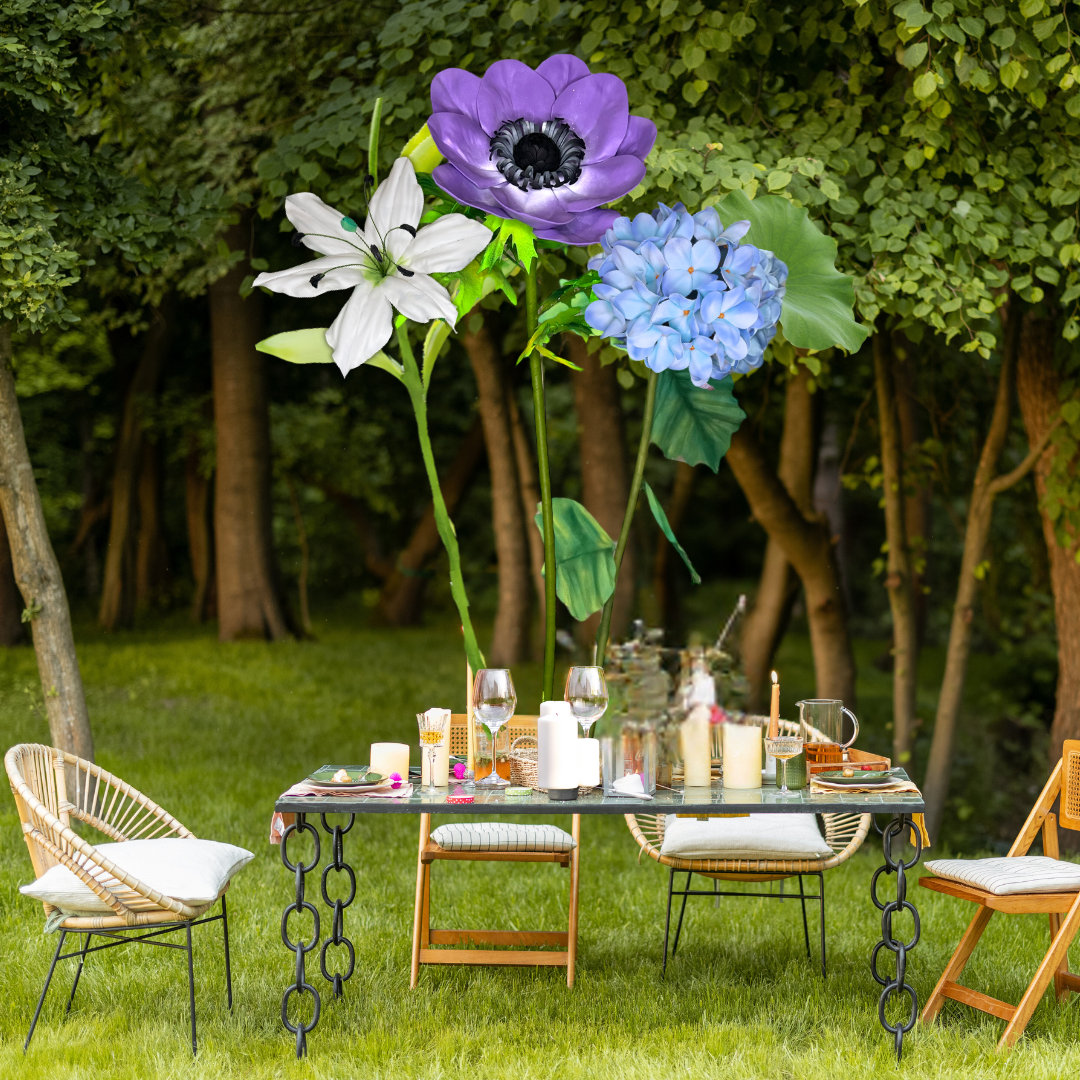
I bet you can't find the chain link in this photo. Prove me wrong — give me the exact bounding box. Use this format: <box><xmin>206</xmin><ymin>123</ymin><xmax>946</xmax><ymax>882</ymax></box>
<box><xmin>319</xmin><ymin>814</ymin><xmax>357</xmax><ymax>997</ymax></box>
<box><xmin>870</xmin><ymin>815</ymin><xmax>923</xmax><ymax>1061</ymax></box>
<box><xmin>280</xmin><ymin>815</ymin><xmax>321</xmax><ymax>1057</ymax></box>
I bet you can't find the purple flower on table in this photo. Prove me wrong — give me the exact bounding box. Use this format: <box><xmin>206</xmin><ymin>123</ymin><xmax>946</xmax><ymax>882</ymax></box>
<box><xmin>453</xmin><ymin>762</ymin><xmax>467</xmax><ymax>781</ymax></box>
<box><xmin>390</xmin><ymin>772</ymin><xmax>403</xmax><ymax>789</ymax></box>
<box><xmin>427</xmin><ymin>55</ymin><xmax>656</xmax><ymax>245</ymax></box>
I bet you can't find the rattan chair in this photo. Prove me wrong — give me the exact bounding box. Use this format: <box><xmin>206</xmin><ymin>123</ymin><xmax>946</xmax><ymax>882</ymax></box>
<box><xmin>6</xmin><ymin>743</ymin><xmax>233</xmax><ymax>1054</ymax></box>
<box><xmin>625</xmin><ymin>716</ymin><xmax>870</xmax><ymax>977</ymax></box>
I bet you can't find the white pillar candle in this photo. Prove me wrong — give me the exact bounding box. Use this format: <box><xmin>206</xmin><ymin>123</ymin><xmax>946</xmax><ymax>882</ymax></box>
<box><xmin>576</xmin><ymin>738</ymin><xmax>600</xmax><ymax>788</ymax></box>
<box><xmin>421</xmin><ymin>737</ymin><xmax>450</xmax><ymax>787</ymax></box>
<box><xmin>680</xmin><ymin>704</ymin><xmax>712</xmax><ymax>788</ymax></box>
<box><xmin>538</xmin><ymin>701</ymin><xmax>578</xmax><ymax>791</ymax></box>
<box><xmin>722</xmin><ymin>723</ymin><xmax>762</xmax><ymax>789</ymax></box>
<box><xmin>370</xmin><ymin>742</ymin><xmax>410</xmax><ymax>780</ymax></box>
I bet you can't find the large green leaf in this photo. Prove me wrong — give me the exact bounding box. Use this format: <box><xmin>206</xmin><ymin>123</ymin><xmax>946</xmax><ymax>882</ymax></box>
<box><xmin>650</xmin><ymin>370</ymin><xmax>746</xmax><ymax>472</ymax></box>
<box><xmin>534</xmin><ymin>498</ymin><xmax>616</xmax><ymax>621</ymax></box>
<box><xmin>714</xmin><ymin>189</ymin><xmax>870</xmax><ymax>353</ymax></box>
<box><xmin>644</xmin><ymin>481</ymin><xmax>700</xmax><ymax>585</ymax></box>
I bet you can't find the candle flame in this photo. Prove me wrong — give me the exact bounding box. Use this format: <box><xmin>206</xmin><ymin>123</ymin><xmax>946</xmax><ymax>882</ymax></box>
<box><xmin>771</xmin><ymin>670</ymin><xmax>778</xmax><ymax>684</ymax></box>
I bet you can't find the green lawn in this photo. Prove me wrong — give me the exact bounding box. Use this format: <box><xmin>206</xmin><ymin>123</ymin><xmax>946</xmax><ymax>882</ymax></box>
<box><xmin>0</xmin><ymin>613</ymin><xmax>1077</xmax><ymax>1078</ymax></box>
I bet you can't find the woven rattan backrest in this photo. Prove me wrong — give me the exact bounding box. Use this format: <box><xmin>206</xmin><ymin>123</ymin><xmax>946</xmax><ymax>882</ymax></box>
<box><xmin>5</xmin><ymin>744</ymin><xmax>69</xmax><ymax>877</ymax></box>
<box><xmin>1060</xmin><ymin>740</ymin><xmax>1080</xmax><ymax>832</ymax></box>
<box><xmin>449</xmin><ymin>714</ymin><xmax>539</xmax><ymax>757</ymax></box>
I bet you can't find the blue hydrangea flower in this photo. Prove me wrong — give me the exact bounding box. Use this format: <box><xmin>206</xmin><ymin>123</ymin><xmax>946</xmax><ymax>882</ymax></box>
<box><xmin>584</xmin><ymin>201</ymin><xmax>788</xmax><ymax>388</ymax></box>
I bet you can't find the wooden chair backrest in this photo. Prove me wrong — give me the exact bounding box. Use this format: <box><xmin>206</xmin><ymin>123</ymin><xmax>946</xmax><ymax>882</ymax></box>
<box><xmin>448</xmin><ymin>714</ymin><xmax>539</xmax><ymax>756</ymax></box>
<box><xmin>1061</xmin><ymin>740</ymin><xmax>1080</xmax><ymax>832</ymax></box>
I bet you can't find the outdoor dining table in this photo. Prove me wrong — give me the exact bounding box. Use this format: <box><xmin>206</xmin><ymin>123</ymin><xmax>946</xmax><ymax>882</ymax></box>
<box><xmin>275</xmin><ymin>775</ymin><xmax>926</xmax><ymax>1060</ymax></box>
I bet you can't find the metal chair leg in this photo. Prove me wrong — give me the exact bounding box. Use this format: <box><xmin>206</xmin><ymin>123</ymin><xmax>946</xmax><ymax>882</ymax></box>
<box><xmin>797</xmin><ymin>874</ymin><xmax>811</xmax><ymax>959</ymax></box>
<box><xmin>66</xmin><ymin>934</ymin><xmax>90</xmax><ymax>1014</ymax></box>
<box><xmin>662</xmin><ymin>869</ymin><xmax>675</xmax><ymax>977</ymax></box>
<box><xmin>221</xmin><ymin>895</ymin><xmax>233</xmax><ymax>1010</ymax></box>
<box><xmin>25</xmin><ymin>931</ymin><xmax>65</xmax><ymax>1052</ymax></box>
<box><xmin>186</xmin><ymin>923</ymin><xmax>197</xmax><ymax>1056</ymax></box>
<box><xmin>671</xmin><ymin>872</ymin><xmax>692</xmax><ymax>958</ymax></box>
<box><xmin>818</xmin><ymin>873</ymin><xmax>827</xmax><ymax>979</ymax></box>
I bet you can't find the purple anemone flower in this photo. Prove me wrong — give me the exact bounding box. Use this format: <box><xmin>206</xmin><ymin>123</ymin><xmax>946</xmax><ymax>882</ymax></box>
<box><xmin>427</xmin><ymin>55</ymin><xmax>657</xmax><ymax>245</ymax></box>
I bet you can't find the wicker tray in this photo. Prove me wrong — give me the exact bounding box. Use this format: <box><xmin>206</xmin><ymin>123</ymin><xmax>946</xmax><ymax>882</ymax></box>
<box><xmin>508</xmin><ymin>735</ymin><xmax>595</xmax><ymax>795</ymax></box>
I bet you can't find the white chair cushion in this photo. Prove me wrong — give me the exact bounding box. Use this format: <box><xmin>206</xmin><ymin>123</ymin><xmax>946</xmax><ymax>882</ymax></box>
<box><xmin>19</xmin><ymin>838</ymin><xmax>254</xmax><ymax>915</ymax></box>
<box><xmin>924</xmin><ymin>856</ymin><xmax>1080</xmax><ymax>896</ymax></box>
<box><xmin>660</xmin><ymin>813</ymin><xmax>834</xmax><ymax>861</ymax></box>
<box><xmin>430</xmin><ymin>822</ymin><xmax>575</xmax><ymax>853</ymax></box>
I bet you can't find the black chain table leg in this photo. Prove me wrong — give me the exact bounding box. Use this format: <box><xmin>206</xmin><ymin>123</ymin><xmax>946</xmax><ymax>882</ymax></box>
<box><xmin>281</xmin><ymin>814</ymin><xmax>321</xmax><ymax>1058</ymax></box>
<box><xmin>870</xmin><ymin>815</ymin><xmax>923</xmax><ymax>1061</ymax></box>
<box><xmin>320</xmin><ymin>814</ymin><xmax>357</xmax><ymax>998</ymax></box>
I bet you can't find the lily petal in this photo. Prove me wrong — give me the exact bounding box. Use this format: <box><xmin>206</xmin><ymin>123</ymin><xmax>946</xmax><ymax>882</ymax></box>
<box><xmin>380</xmin><ymin>273</ymin><xmax>459</xmax><ymax>327</ymax></box>
<box><xmin>551</xmin><ymin>74</ymin><xmax>629</xmax><ymax>164</ymax></box>
<box><xmin>253</xmin><ymin>255</ymin><xmax>367</xmax><ymax>298</ymax></box>
<box><xmin>402</xmin><ymin>214</ymin><xmax>492</xmax><ymax>274</ymax></box>
<box><xmin>326</xmin><ymin>280</ymin><xmax>394</xmax><ymax>376</ymax></box>
<box><xmin>284</xmin><ymin>193</ymin><xmax>364</xmax><ymax>257</ymax></box>
<box><xmin>366</xmin><ymin>158</ymin><xmax>424</xmax><ymax>255</ymax></box>
<box><xmin>476</xmin><ymin>59</ymin><xmax>555</xmax><ymax>136</ymax></box>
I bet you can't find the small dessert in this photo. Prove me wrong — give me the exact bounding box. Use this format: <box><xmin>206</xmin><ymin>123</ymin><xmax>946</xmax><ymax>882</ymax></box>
<box><xmin>332</xmin><ymin>768</ymin><xmax>351</xmax><ymax>783</ymax></box>
<box><xmin>842</xmin><ymin>767</ymin><xmax>854</xmax><ymax>777</ymax></box>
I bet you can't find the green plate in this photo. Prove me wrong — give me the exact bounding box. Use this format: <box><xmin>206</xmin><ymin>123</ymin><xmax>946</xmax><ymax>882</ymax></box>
<box><xmin>815</xmin><ymin>769</ymin><xmax>896</xmax><ymax>784</ymax></box>
<box><xmin>307</xmin><ymin>765</ymin><xmax>387</xmax><ymax>787</ymax></box>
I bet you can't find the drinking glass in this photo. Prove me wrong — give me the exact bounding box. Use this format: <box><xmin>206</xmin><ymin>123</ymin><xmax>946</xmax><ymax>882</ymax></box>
<box><xmin>473</xmin><ymin>668</ymin><xmax>516</xmax><ymax>788</ymax></box>
<box><xmin>764</xmin><ymin>735</ymin><xmax>804</xmax><ymax>798</ymax></box>
<box><xmin>416</xmin><ymin>710</ymin><xmax>450</xmax><ymax>795</ymax></box>
<box><xmin>564</xmin><ymin>666</ymin><xmax>608</xmax><ymax>737</ymax></box>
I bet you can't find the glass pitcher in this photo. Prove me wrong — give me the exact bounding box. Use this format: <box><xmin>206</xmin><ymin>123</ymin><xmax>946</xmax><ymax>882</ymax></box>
<box><xmin>796</xmin><ymin>698</ymin><xmax>859</xmax><ymax>764</ymax></box>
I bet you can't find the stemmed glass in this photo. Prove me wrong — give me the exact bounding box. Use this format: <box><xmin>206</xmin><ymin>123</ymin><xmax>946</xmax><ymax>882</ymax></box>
<box><xmin>564</xmin><ymin>666</ymin><xmax>608</xmax><ymax>737</ymax></box>
<box><xmin>764</xmin><ymin>735</ymin><xmax>804</xmax><ymax>798</ymax></box>
<box><xmin>416</xmin><ymin>710</ymin><xmax>450</xmax><ymax>795</ymax></box>
<box><xmin>473</xmin><ymin>669</ymin><xmax>516</xmax><ymax>788</ymax></box>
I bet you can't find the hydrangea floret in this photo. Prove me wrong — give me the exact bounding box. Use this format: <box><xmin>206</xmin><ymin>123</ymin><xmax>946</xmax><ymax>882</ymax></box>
<box><xmin>584</xmin><ymin>203</ymin><xmax>788</xmax><ymax>387</ymax></box>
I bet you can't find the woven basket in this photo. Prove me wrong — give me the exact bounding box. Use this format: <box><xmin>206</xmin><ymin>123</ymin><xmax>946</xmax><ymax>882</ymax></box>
<box><xmin>509</xmin><ymin>735</ymin><xmax>539</xmax><ymax>788</ymax></box>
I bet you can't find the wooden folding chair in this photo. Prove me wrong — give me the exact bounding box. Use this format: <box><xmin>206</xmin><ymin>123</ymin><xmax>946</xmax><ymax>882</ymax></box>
<box><xmin>921</xmin><ymin>740</ymin><xmax>1080</xmax><ymax>1048</ymax></box>
<box><xmin>410</xmin><ymin>715</ymin><xmax>581</xmax><ymax>988</ymax></box>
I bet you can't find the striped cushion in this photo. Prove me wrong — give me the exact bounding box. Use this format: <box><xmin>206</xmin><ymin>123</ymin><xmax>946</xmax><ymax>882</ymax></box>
<box><xmin>430</xmin><ymin>822</ymin><xmax>575</xmax><ymax>853</ymax></box>
<box><xmin>925</xmin><ymin>856</ymin><xmax>1080</xmax><ymax>896</ymax></box>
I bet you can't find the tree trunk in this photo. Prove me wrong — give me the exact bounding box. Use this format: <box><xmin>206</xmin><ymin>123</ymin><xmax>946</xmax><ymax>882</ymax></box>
<box><xmin>186</xmin><ymin>448</ymin><xmax>214</xmax><ymax>623</ymax></box>
<box><xmin>1017</xmin><ymin>311</ymin><xmax>1080</xmax><ymax>757</ymax></box>
<box><xmin>922</xmin><ymin>309</ymin><xmax>1051</xmax><ymax>839</ymax></box>
<box><xmin>741</xmin><ymin>366</ymin><xmax>816</xmax><ymax>711</ymax></box>
<box><xmin>378</xmin><ymin>417</ymin><xmax>485</xmax><ymax>626</ymax></box>
<box><xmin>462</xmin><ymin>316</ymin><xmax>530</xmax><ymax>665</ymax></box>
<box><xmin>135</xmin><ymin>440</ymin><xmax>167</xmax><ymax>611</ymax></box>
<box><xmin>210</xmin><ymin>222</ymin><xmax>290</xmax><ymax>641</ymax></box>
<box><xmin>508</xmin><ymin>389</ymin><xmax>547</xmax><ymax>660</ymax></box>
<box><xmin>315</xmin><ymin>482</ymin><xmax>393</xmax><ymax>580</ymax></box>
<box><xmin>874</xmin><ymin>332</ymin><xmax>919</xmax><ymax>766</ymax></box>
<box><xmin>650</xmin><ymin>460</ymin><xmax>696</xmax><ymax>635</ymax></box>
<box><xmin>98</xmin><ymin>301</ymin><xmax>170</xmax><ymax>629</ymax></box>
<box><xmin>568</xmin><ymin>337</ymin><xmax>634</xmax><ymax>644</ymax></box>
<box><xmin>0</xmin><ymin>509</ymin><xmax>25</xmax><ymax>645</ymax></box>
<box><xmin>0</xmin><ymin>325</ymin><xmax>93</xmax><ymax>759</ymax></box>
<box><xmin>726</xmin><ymin>424</ymin><xmax>856</xmax><ymax>707</ymax></box>
<box><xmin>285</xmin><ymin>475</ymin><xmax>313</xmax><ymax>637</ymax></box>
<box><xmin>79</xmin><ymin>416</ymin><xmax>101</xmax><ymax>599</ymax></box>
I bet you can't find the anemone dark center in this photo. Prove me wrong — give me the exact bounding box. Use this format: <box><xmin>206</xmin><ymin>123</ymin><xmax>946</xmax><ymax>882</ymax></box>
<box><xmin>490</xmin><ymin>117</ymin><xmax>585</xmax><ymax>192</ymax></box>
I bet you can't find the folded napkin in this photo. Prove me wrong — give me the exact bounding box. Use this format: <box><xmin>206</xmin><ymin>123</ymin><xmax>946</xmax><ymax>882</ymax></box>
<box><xmin>809</xmin><ymin>777</ymin><xmax>920</xmax><ymax>795</ymax></box>
<box><xmin>610</xmin><ymin>773</ymin><xmax>653</xmax><ymax>800</ymax></box>
<box><xmin>269</xmin><ymin>781</ymin><xmax>414</xmax><ymax>843</ymax></box>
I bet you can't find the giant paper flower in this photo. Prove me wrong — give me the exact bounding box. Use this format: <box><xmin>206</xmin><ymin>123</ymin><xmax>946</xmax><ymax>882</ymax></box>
<box><xmin>253</xmin><ymin>158</ymin><xmax>492</xmax><ymax>375</ymax></box>
<box><xmin>427</xmin><ymin>55</ymin><xmax>656</xmax><ymax>246</ymax></box>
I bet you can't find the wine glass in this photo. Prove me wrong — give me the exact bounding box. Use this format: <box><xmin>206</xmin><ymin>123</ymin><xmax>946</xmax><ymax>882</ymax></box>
<box><xmin>764</xmin><ymin>735</ymin><xmax>804</xmax><ymax>798</ymax></box>
<box><xmin>564</xmin><ymin>666</ymin><xmax>608</xmax><ymax>737</ymax></box>
<box><xmin>473</xmin><ymin>669</ymin><xmax>516</xmax><ymax>788</ymax></box>
<box><xmin>417</xmin><ymin>710</ymin><xmax>450</xmax><ymax>795</ymax></box>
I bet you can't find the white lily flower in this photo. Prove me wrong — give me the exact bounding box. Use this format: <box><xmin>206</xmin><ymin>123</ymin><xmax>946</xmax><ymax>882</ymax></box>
<box><xmin>253</xmin><ymin>157</ymin><xmax>492</xmax><ymax>375</ymax></box>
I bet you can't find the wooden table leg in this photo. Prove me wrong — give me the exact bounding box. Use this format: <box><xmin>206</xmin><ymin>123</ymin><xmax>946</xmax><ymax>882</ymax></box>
<box><xmin>411</xmin><ymin>813</ymin><xmax>430</xmax><ymax>989</ymax></box>
<box><xmin>567</xmin><ymin>814</ymin><xmax>580</xmax><ymax>988</ymax></box>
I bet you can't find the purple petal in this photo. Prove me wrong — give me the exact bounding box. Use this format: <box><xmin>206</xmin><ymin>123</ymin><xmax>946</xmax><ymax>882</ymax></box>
<box><xmin>476</xmin><ymin>59</ymin><xmax>555</xmax><ymax>136</ymax></box>
<box><xmin>536</xmin><ymin>54</ymin><xmax>592</xmax><ymax>95</ymax></box>
<box><xmin>555</xmin><ymin>156</ymin><xmax>647</xmax><ymax>212</ymax></box>
<box><xmin>616</xmin><ymin>115</ymin><xmax>657</xmax><ymax>161</ymax></box>
<box><xmin>428</xmin><ymin>113</ymin><xmax>501</xmax><ymax>189</ymax></box>
<box><xmin>535</xmin><ymin>209</ymin><xmax>619</xmax><ymax>245</ymax></box>
<box><xmin>489</xmin><ymin>183</ymin><xmax>572</xmax><ymax>227</ymax></box>
<box><xmin>431</xmin><ymin>69</ymin><xmax>482</xmax><ymax>124</ymax></box>
<box><xmin>432</xmin><ymin>163</ymin><xmax>502</xmax><ymax>215</ymax></box>
<box><xmin>552</xmin><ymin>74</ymin><xmax>628</xmax><ymax>164</ymax></box>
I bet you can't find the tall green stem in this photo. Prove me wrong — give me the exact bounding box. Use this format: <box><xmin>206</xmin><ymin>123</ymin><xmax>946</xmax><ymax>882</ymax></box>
<box><xmin>396</xmin><ymin>323</ymin><xmax>485</xmax><ymax>672</ymax></box>
<box><xmin>595</xmin><ymin>369</ymin><xmax>659</xmax><ymax>666</ymax></box>
<box><xmin>526</xmin><ymin>261</ymin><xmax>558</xmax><ymax>701</ymax></box>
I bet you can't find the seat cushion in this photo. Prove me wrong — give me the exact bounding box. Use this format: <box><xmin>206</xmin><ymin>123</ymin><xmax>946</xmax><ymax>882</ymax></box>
<box><xmin>659</xmin><ymin>813</ymin><xmax>833</xmax><ymax>861</ymax></box>
<box><xmin>19</xmin><ymin>838</ymin><xmax>254</xmax><ymax>915</ymax></box>
<box><xmin>924</xmin><ymin>856</ymin><xmax>1080</xmax><ymax>896</ymax></box>
<box><xmin>430</xmin><ymin>822</ymin><xmax>575</xmax><ymax>853</ymax></box>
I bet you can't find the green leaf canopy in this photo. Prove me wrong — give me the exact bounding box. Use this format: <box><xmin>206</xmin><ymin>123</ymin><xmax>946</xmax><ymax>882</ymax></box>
<box><xmin>714</xmin><ymin>190</ymin><xmax>870</xmax><ymax>354</ymax></box>
<box><xmin>534</xmin><ymin>498</ymin><xmax>616</xmax><ymax>621</ymax></box>
<box><xmin>651</xmin><ymin>370</ymin><xmax>746</xmax><ymax>472</ymax></box>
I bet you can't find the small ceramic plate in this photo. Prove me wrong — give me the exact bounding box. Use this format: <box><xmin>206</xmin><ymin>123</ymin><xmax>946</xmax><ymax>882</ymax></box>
<box><xmin>307</xmin><ymin>765</ymin><xmax>388</xmax><ymax>788</ymax></box>
<box><xmin>815</xmin><ymin>769</ymin><xmax>896</xmax><ymax>784</ymax></box>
